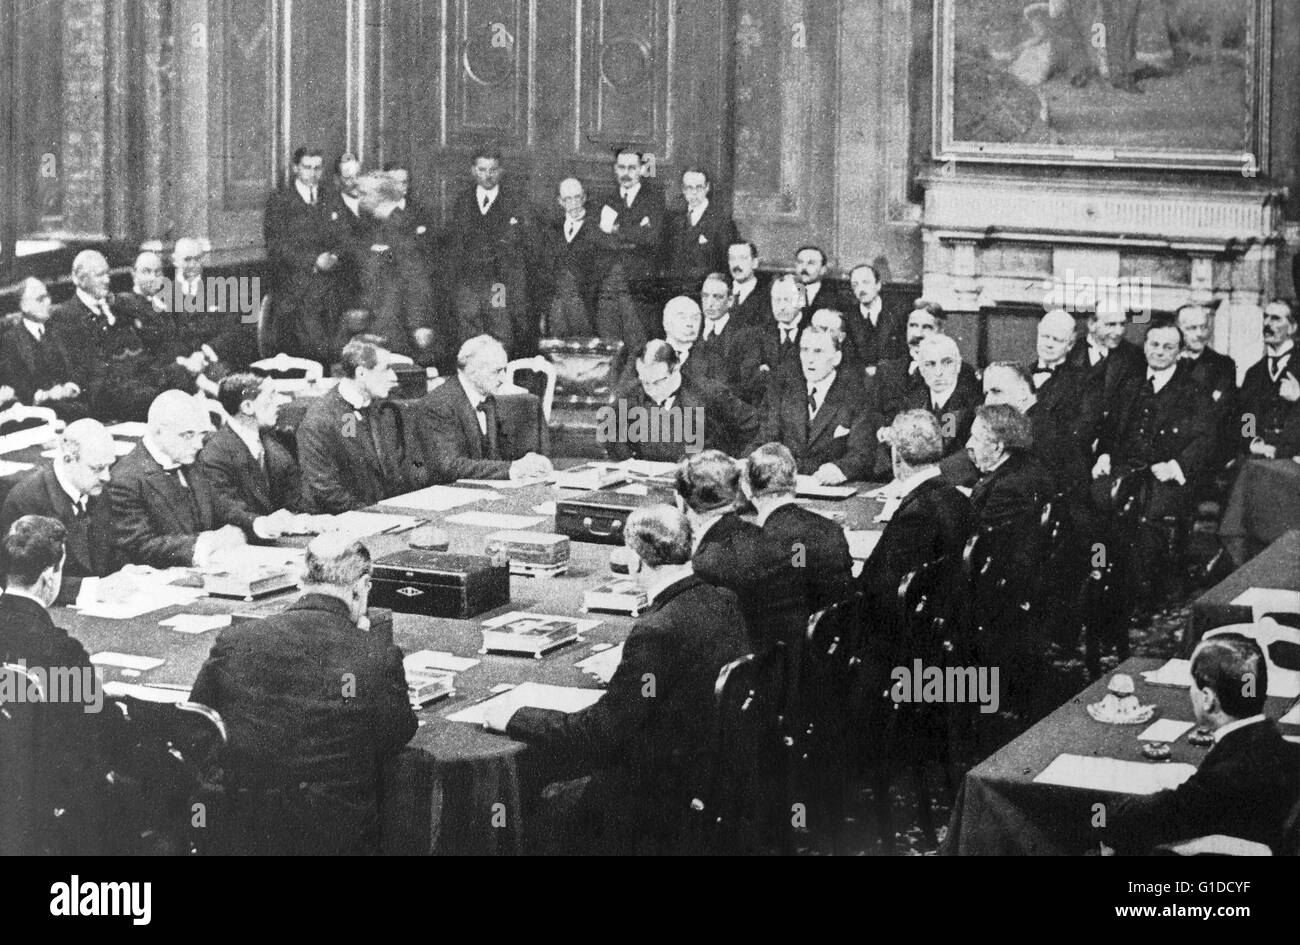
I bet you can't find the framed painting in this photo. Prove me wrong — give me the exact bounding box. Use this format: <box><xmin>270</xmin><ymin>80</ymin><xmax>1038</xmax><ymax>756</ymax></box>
<box><xmin>932</xmin><ymin>0</ymin><xmax>1271</xmax><ymax>172</ymax></box>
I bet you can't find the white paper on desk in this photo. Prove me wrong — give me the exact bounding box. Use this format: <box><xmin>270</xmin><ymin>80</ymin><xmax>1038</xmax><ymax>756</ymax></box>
<box><xmin>378</xmin><ymin>486</ymin><xmax>497</xmax><ymax>512</ymax></box>
<box><xmin>1278</xmin><ymin>702</ymin><xmax>1300</xmax><ymax>725</ymax></box>
<box><xmin>457</xmin><ymin>478</ymin><xmax>527</xmax><ymax>490</ymax></box>
<box><xmin>76</xmin><ymin>582</ymin><xmax>207</xmax><ymax>619</ymax></box>
<box><xmin>1138</xmin><ymin>718</ymin><xmax>1195</xmax><ymax>742</ymax></box>
<box><xmin>576</xmin><ymin>643</ymin><xmax>623</xmax><ymax>684</ymax></box>
<box><xmin>846</xmin><ymin>530</ymin><xmax>882</xmax><ymax>561</ymax></box>
<box><xmin>795</xmin><ymin>475</ymin><xmax>857</xmax><ymax>499</ymax></box>
<box><xmin>1034</xmin><ymin>753</ymin><xmax>1197</xmax><ymax>795</ymax></box>
<box><xmin>102</xmin><ymin>681</ymin><xmax>190</xmax><ymax>703</ymax></box>
<box><xmin>324</xmin><ymin>510</ymin><xmax>422</xmax><ymax>538</ymax></box>
<box><xmin>106</xmin><ymin>421</ymin><xmax>147</xmax><ymax>438</ymax></box>
<box><xmin>0</xmin><ymin>458</ymin><xmax>35</xmax><ymax>476</ymax></box>
<box><xmin>599</xmin><ymin>205</ymin><xmax>619</xmax><ymax>231</ymax></box>
<box><xmin>0</xmin><ymin>425</ymin><xmax>58</xmax><ymax>454</ymax></box>
<box><xmin>1143</xmin><ymin>658</ymin><xmax>1300</xmax><ymax>699</ymax></box>
<box><xmin>1230</xmin><ymin>587</ymin><xmax>1300</xmax><ymax>622</ymax></box>
<box><xmin>446</xmin><ymin>510</ymin><xmax>545</xmax><ymax>530</ymax></box>
<box><xmin>533</xmin><ymin>501</ymin><xmax>557</xmax><ymax>515</ymax></box>
<box><xmin>616</xmin><ymin>484</ymin><xmax>649</xmax><ymax>496</ymax></box>
<box><xmin>90</xmin><ymin>652</ymin><xmax>165</xmax><ymax>672</ymax></box>
<box><xmin>404</xmin><ymin>650</ymin><xmax>480</xmax><ymax>673</ymax></box>
<box><xmin>447</xmin><ymin>681</ymin><xmax>604</xmax><ymax>724</ymax></box>
<box><xmin>207</xmin><ymin>545</ymin><xmax>305</xmax><ymax>573</ymax></box>
<box><xmin>159</xmin><ymin>613</ymin><xmax>231</xmax><ymax>634</ymax></box>
<box><xmin>617</xmin><ymin>459</ymin><xmax>677</xmax><ymax>477</ymax></box>
<box><xmin>482</xmin><ymin>611</ymin><xmax>602</xmax><ymax>634</ymax></box>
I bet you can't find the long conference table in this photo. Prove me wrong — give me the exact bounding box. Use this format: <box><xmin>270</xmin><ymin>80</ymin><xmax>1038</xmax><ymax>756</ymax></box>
<box><xmin>40</xmin><ymin>453</ymin><xmax>889</xmax><ymax>855</ymax></box>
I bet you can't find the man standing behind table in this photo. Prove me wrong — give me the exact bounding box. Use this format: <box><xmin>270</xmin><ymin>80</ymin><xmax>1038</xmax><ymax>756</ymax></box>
<box><xmin>482</xmin><ymin>505</ymin><xmax>750</xmax><ymax>855</ymax></box>
<box><xmin>536</xmin><ymin>177</ymin><xmax>603</xmax><ymax>338</ymax></box>
<box><xmin>664</xmin><ymin>168</ymin><xmax>737</xmax><ymax>294</ymax></box>
<box><xmin>409</xmin><ymin>335</ymin><xmax>553</xmax><ymax>484</ymax></box>
<box><xmin>190</xmin><ymin>533</ymin><xmax>417</xmax><ymax>855</ymax></box>
<box><xmin>1174</xmin><ymin>302</ymin><xmax>1237</xmax><ymax>474</ymax></box>
<box><xmin>754</xmin><ymin>274</ymin><xmax>809</xmax><ymax>401</ymax></box>
<box><xmin>297</xmin><ymin>336</ymin><xmax>408</xmax><ymax>513</ymax></box>
<box><xmin>0</xmin><ymin>419</ymin><xmax>116</xmax><ymax>605</ymax></box>
<box><xmin>108</xmin><ymin>391</ymin><xmax>248</xmax><ymax>568</ymax></box>
<box><xmin>726</xmin><ymin>241</ymin><xmax>770</xmax><ymax>329</ymax></box>
<box><xmin>1103</xmin><ymin>634</ymin><xmax>1300</xmax><ymax>855</ymax></box>
<box><xmin>843</xmin><ymin>263</ymin><xmax>906</xmax><ymax>371</ymax></box>
<box><xmin>1238</xmin><ymin>299</ymin><xmax>1300</xmax><ymax>460</ymax></box>
<box><xmin>592</xmin><ymin>146</ymin><xmax>667</xmax><ymax>346</ymax></box>
<box><xmin>793</xmin><ymin>246</ymin><xmax>848</xmax><ymax>324</ymax></box>
<box><xmin>692</xmin><ymin>272</ymin><xmax>764</xmax><ymax>404</ymax></box>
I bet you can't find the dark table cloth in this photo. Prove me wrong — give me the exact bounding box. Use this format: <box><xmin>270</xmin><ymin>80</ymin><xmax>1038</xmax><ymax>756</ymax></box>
<box><xmin>1219</xmin><ymin>459</ymin><xmax>1300</xmax><ymax>567</ymax></box>
<box><xmin>1187</xmin><ymin>529</ymin><xmax>1300</xmax><ymax>655</ymax></box>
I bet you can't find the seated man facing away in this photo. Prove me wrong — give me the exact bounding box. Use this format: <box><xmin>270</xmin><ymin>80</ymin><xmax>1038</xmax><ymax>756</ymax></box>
<box><xmin>108</xmin><ymin>390</ymin><xmax>246</xmax><ymax>568</ymax></box>
<box><xmin>411</xmin><ymin>334</ymin><xmax>553</xmax><ymax>483</ymax></box>
<box><xmin>751</xmin><ymin>326</ymin><xmax>876</xmax><ymax>484</ymax></box>
<box><xmin>0</xmin><ymin>515</ymin><xmax>117</xmax><ymax>855</ymax></box>
<box><xmin>483</xmin><ymin>505</ymin><xmax>750</xmax><ymax>855</ymax></box>
<box><xmin>604</xmin><ymin>339</ymin><xmax>758</xmax><ymax>464</ymax></box>
<box><xmin>0</xmin><ymin>419</ymin><xmax>116</xmax><ymax>604</ymax></box>
<box><xmin>190</xmin><ymin>534</ymin><xmax>417</xmax><ymax>855</ymax></box>
<box><xmin>1103</xmin><ymin>634</ymin><xmax>1300</xmax><ymax>855</ymax></box>
<box><xmin>297</xmin><ymin>335</ymin><xmax>408</xmax><ymax>512</ymax></box>
<box><xmin>743</xmin><ymin>442</ymin><xmax>854</xmax><ymax>614</ymax></box>
<box><xmin>197</xmin><ymin>373</ymin><xmax>323</xmax><ymax>539</ymax></box>
<box><xmin>965</xmin><ymin>403</ymin><xmax>1057</xmax><ymax>530</ymax></box>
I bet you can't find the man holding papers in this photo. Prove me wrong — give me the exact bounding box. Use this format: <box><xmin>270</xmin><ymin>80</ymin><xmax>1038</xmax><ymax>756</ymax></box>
<box><xmin>483</xmin><ymin>505</ymin><xmax>749</xmax><ymax>854</ymax></box>
<box><xmin>1103</xmin><ymin>634</ymin><xmax>1300</xmax><ymax>854</ymax></box>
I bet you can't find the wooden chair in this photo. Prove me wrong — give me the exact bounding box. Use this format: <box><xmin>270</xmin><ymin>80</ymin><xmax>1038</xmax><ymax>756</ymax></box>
<box><xmin>503</xmin><ymin>355</ymin><xmax>558</xmax><ymax>422</ymax></box>
<box><xmin>0</xmin><ymin>663</ymin><xmax>45</xmax><ymax>856</ymax></box>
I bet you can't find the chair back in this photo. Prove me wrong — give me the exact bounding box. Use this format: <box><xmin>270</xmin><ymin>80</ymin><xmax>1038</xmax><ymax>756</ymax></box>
<box><xmin>963</xmin><ymin>522</ymin><xmax>1029</xmax><ymax>666</ymax></box>
<box><xmin>0</xmin><ymin>662</ymin><xmax>45</xmax><ymax>855</ymax></box>
<box><xmin>504</xmin><ymin>356</ymin><xmax>558</xmax><ymax>421</ymax></box>
<box><xmin>1202</xmin><ymin>619</ymin><xmax>1300</xmax><ymax>687</ymax></box>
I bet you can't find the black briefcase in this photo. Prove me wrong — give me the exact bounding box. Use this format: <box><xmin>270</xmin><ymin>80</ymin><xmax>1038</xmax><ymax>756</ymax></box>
<box><xmin>369</xmin><ymin>550</ymin><xmax>510</xmax><ymax>618</ymax></box>
<box><xmin>554</xmin><ymin>490</ymin><xmax>666</xmax><ymax>546</ymax></box>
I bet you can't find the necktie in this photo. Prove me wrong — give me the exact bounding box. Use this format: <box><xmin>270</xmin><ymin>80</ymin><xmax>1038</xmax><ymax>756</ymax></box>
<box><xmin>33</xmin><ymin>324</ymin><xmax>44</xmax><ymax>341</ymax></box>
<box><xmin>807</xmin><ymin>388</ymin><xmax>818</xmax><ymax>418</ymax></box>
<box><xmin>624</xmin><ymin>191</ymin><xmax>633</xmax><ymax>208</ymax></box>
<box><xmin>1143</xmin><ymin>373</ymin><xmax>1157</xmax><ymax>395</ymax></box>
<box><xmin>565</xmin><ymin>219</ymin><xmax>577</xmax><ymax>242</ymax></box>
<box><xmin>1268</xmin><ymin>355</ymin><xmax>1287</xmax><ymax>382</ymax></box>
<box><xmin>1091</xmin><ymin>347</ymin><xmax>1106</xmax><ymax>366</ymax></box>
<box><xmin>476</xmin><ymin>396</ymin><xmax>499</xmax><ymax>459</ymax></box>
<box><xmin>1032</xmin><ymin>364</ymin><xmax>1053</xmax><ymax>389</ymax></box>
<box><xmin>481</xmin><ymin>193</ymin><xmax>491</xmax><ymax>213</ymax></box>
<box><xmin>781</xmin><ymin>328</ymin><xmax>793</xmax><ymax>346</ymax></box>
<box><xmin>72</xmin><ymin>498</ymin><xmax>86</xmax><ymax>518</ymax></box>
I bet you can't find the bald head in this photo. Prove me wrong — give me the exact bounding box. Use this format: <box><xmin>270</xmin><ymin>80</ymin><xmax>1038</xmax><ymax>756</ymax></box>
<box><xmin>662</xmin><ymin>296</ymin><xmax>702</xmax><ymax>347</ymax></box>
<box><xmin>1037</xmin><ymin>309</ymin><xmax>1077</xmax><ymax>366</ymax></box>
<box><xmin>71</xmin><ymin>250</ymin><xmax>111</xmax><ymax>300</ymax></box>
<box><xmin>58</xmin><ymin>419</ymin><xmax>117</xmax><ymax>499</ymax></box>
<box><xmin>147</xmin><ymin>391</ymin><xmax>208</xmax><ymax>466</ymax></box>
<box><xmin>19</xmin><ymin>278</ymin><xmax>52</xmax><ymax>323</ymax></box>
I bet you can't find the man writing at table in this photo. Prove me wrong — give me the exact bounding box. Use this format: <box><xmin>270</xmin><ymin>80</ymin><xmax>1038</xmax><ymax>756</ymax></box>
<box><xmin>411</xmin><ymin>334</ymin><xmax>553</xmax><ymax>483</ymax></box>
<box><xmin>1102</xmin><ymin>633</ymin><xmax>1300</xmax><ymax>855</ymax></box>
<box><xmin>482</xmin><ymin>505</ymin><xmax>750</xmax><ymax>855</ymax></box>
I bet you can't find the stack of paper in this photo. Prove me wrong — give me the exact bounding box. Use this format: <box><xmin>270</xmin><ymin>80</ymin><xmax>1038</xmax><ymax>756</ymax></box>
<box><xmin>1033</xmin><ymin>753</ymin><xmax>1197</xmax><ymax>794</ymax></box>
<box><xmin>795</xmin><ymin>475</ymin><xmax>857</xmax><ymax>499</ymax></box>
<box><xmin>102</xmin><ymin>681</ymin><xmax>190</xmax><ymax>703</ymax></box>
<box><xmin>378</xmin><ymin>485</ymin><xmax>499</xmax><ymax>512</ymax></box>
<box><xmin>105</xmin><ymin>421</ymin><xmax>148</xmax><ymax>438</ymax></box>
<box><xmin>1230</xmin><ymin>587</ymin><xmax>1300</xmax><ymax>622</ymax></box>
<box><xmin>445</xmin><ymin>510</ymin><xmax>545</xmax><ymax>530</ymax></box>
<box><xmin>75</xmin><ymin>580</ymin><xmax>207</xmax><ymax>619</ymax></box>
<box><xmin>575</xmin><ymin>644</ymin><xmax>623</xmax><ymax>685</ymax></box>
<box><xmin>403</xmin><ymin>650</ymin><xmax>480</xmax><ymax>674</ymax></box>
<box><xmin>324</xmin><ymin>510</ymin><xmax>423</xmax><ymax>538</ymax></box>
<box><xmin>0</xmin><ymin>459</ymin><xmax>34</xmax><ymax>476</ymax></box>
<box><xmin>447</xmin><ymin>681</ymin><xmax>604</xmax><ymax>724</ymax></box>
<box><xmin>0</xmin><ymin>425</ymin><xmax>59</xmax><ymax>454</ymax></box>
<box><xmin>90</xmin><ymin>652</ymin><xmax>165</xmax><ymax>672</ymax></box>
<box><xmin>159</xmin><ymin>613</ymin><xmax>232</xmax><ymax>634</ymax></box>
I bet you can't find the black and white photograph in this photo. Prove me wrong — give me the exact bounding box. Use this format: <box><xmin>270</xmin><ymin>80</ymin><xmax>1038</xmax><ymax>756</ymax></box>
<box><xmin>1</xmin><ymin>0</ymin><xmax>1299</xmax><ymax>907</ymax></box>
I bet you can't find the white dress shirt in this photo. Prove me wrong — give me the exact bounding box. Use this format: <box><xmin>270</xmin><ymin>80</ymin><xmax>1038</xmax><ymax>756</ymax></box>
<box><xmin>76</xmin><ymin>288</ymin><xmax>115</xmax><ymax>325</ymax></box>
<box><xmin>620</xmin><ymin>182</ymin><xmax>641</xmax><ymax>208</ymax></box>
<box><xmin>476</xmin><ymin>185</ymin><xmax>498</xmax><ymax>214</ymax></box>
<box><xmin>807</xmin><ymin>371</ymin><xmax>836</xmax><ymax>417</ymax></box>
<box><xmin>52</xmin><ymin>457</ymin><xmax>87</xmax><ymax>514</ymax></box>
<box><xmin>294</xmin><ymin>179</ymin><xmax>318</xmax><ymax>205</ymax></box>
<box><xmin>702</xmin><ymin>315</ymin><xmax>729</xmax><ymax>340</ymax></box>
<box><xmin>1212</xmin><ymin>714</ymin><xmax>1267</xmax><ymax>744</ymax></box>
<box><xmin>1147</xmin><ymin>363</ymin><xmax>1176</xmax><ymax>395</ymax></box>
<box><xmin>732</xmin><ymin>277</ymin><xmax>757</xmax><ymax>307</ymax></box>
<box><xmin>229</xmin><ymin>421</ymin><xmax>264</xmax><ymax>464</ymax></box>
<box><xmin>23</xmin><ymin>319</ymin><xmax>45</xmax><ymax>342</ymax></box>
<box><xmin>461</xmin><ymin>377</ymin><xmax>489</xmax><ymax>436</ymax></box>
<box><xmin>860</xmin><ymin>297</ymin><xmax>882</xmax><ymax>327</ymax></box>
<box><xmin>689</xmin><ymin>199</ymin><xmax>708</xmax><ymax>228</ymax></box>
<box><xmin>143</xmin><ymin>435</ymin><xmax>187</xmax><ymax>487</ymax></box>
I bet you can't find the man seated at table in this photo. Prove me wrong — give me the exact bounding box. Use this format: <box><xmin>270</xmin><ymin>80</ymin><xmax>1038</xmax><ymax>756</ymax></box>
<box><xmin>197</xmin><ymin>373</ymin><xmax>322</xmax><ymax>540</ymax></box>
<box><xmin>1239</xmin><ymin>299</ymin><xmax>1300</xmax><ymax>461</ymax></box>
<box><xmin>109</xmin><ymin>390</ymin><xmax>247</xmax><ymax>568</ymax></box>
<box><xmin>0</xmin><ymin>419</ymin><xmax>116</xmax><ymax>604</ymax></box>
<box><xmin>604</xmin><ymin>340</ymin><xmax>758</xmax><ymax>464</ymax></box>
<box><xmin>0</xmin><ymin>515</ymin><xmax>117</xmax><ymax>854</ymax></box>
<box><xmin>483</xmin><ymin>505</ymin><xmax>750</xmax><ymax>855</ymax></box>
<box><xmin>189</xmin><ymin>533</ymin><xmax>417</xmax><ymax>855</ymax></box>
<box><xmin>858</xmin><ymin>409</ymin><xmax>972</xmax><ymax>610</ymax></box>
<box><xmin>411</xmin><ymin>334</ymin><xmax>553</xmax><ymax>483</ymax></box>
<box><xmin>0</xmin><ymin>277</ymin><xmax>88</xmax><ymax>422</ymax></box>
<box><xmin>297</xmin><ymin>335</ymin><xmax>409</xmax><ymax>512</ymax></box>
<box><xmin>751</xmin><ymin>326</ymin><xmax>876</xmax><ymax>485</ymax></box>
<box><xmin>1103</xmin><ymin>634</ymin><xmax>1300</xmax><ymax>855</ymax></box>
<box><xmin>743</xmin><ymin>442</ymin><xmax>854</xmax><ymax>613</ymax></box>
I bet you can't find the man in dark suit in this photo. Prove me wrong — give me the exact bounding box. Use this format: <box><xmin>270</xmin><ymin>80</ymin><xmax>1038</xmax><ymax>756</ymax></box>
<box><xmin>116</xmin><ymin>251</ymin><xmax>213</xmax><ymax>397</ymax></box>
<box><xmin>0</xmin><ymin>277</ymin><xmax>88</xmax><ymax>421</ymax></box>
<box><xmin>1175</xmin><ymin>303</ymin><xmax>1237</xmax><ymax>408</ymax></box>
<box><xmin>603</xmin><ymin>340</ymin><xmax>758</xmax><ymax>463</ymax></box>
<box><xmin>1238</xmin><ymin>299</ymin><xmax>1299</xmax><ymax>460</ymax></box>
<box><xmin>1065</xmin><ymin>307</ymin><xmax>1145</xmax><ymax>431</ymax></box>
<box><xmin>446</xmin><ymin>148</ymin><xmax>531</xmax><ymax>357</ymax></box>
<box><xmin>410</xmin><ymin>334</ymin><xmax>553</xmax><ymax>483</ymax></box>
<box><xmin>857</xmin><ymin>409</ymin><xmax>973</xmax><ymax>608</ymax></box>
<box><xmin>744</xmin><ymin>442</ymin><xmax>854</xmax><ymax>612</ymax></box>
<box><xmin>484</xmin><ymin>505</ymin><xmax>750</xmax><ymax>854</ymax></box>
<box><xmin>726</xmin><ymin>240</ymin><xmax>771</xmax><ymax>329</ymax></box>
<box><xmin>536</xmin><ymin>177</ymin><xmax>604</xmax><ymax>338</ymax></box>
<box><xmin>844</xmin><ymin>263</ymin><xmax>906</xmax><ymax>370</ymax></box>
<box><xmin>752</xmin><ymin>326</ymin><xmax>876</xmax><ymax>483</ymax></box>
<box><xmin>664</xmin><ymin>168</ymin><xmax>737</xmax><ymax>293</ymax></box>
<box><xmin>190</xmin><ymin>534</ymin><xmax>417</xmax><ymax>855</ymax></box>
<box><xmin>793</xmin><ymin>246</ymin><xmax>849</xmax><ymax>324</ymax></box>
<box><xmin>593</xmin><ymin>146</ymin><xmax>667</xmax><ymax>343</ymax></box>
<box><xmin>870</xmin><ymin>303</ymin><xmax>978</xmax><ymax>436</ymax></box>
<box><xmin>167</xmin><ymin>237</ymin><xmax>256</xmax><ymax>372</ymax></box>
<box><xmin>898</xmin><ymin>334</ymin><xmax>983</xmax><ymax>483</ymax></box>
<box><xmin>1104</xmin><ymin>634</ymin><xmax>1300</xmax><ymax>855</ymax></box>
<box><xmin>692</xmin><ymin>272</ymin><xmax>764</xmax><ymax>404</ymax></box>
<box><xmin>109</xmin><ymin>390</ymin><xmax>248</xmax><ymax>568</ymax></box>
<box><xmin>263</xmin><ymin>146</ymin><xmax>351</xmax><ymax>365</ymax></box>
<box><xmin>0</xmin><ymin>420</ymin><xmax>116</xmax><ymax>605</ymax></box>
<box><xmin>198</xmin><ymin>373</ymin><xmax>318</xmax><ymax>541</ymax></box>
<box><xmin>983</xmin><ymin>362</ymin><xmax>1091</xmax><ymax>506</ymax></box>
<box><xmin>754</xmin><ymin>274</ymin><xmax>808</xmax><ymax>401</ymax></box>
<box><xmin>966</xmin><ymin>404</ymin><xmax>1057</xmax><ymax>529</ymax></box>
<box><xmin>297</xmin><ymin>336</ymin><xmax>409</xmax><ymax>513</ymax></box>
<box><xmin>0</xmin><ymin>516</ymin><xmax>117</xmax><ymax>855</ymax></box>
<box><xmin>322</xmin><ymin>152</ymin><xmax>371</xmax><ymax>241</ymax></box>
<box><xmin>351</xmin><ymin>172</ymin><xmax>440</xmax><ymax>367</ymax></box>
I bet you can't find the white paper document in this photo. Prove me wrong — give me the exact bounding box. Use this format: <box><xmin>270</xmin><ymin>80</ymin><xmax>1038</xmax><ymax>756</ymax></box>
<box><xmin>1278</xmin><ymin>702</ymin><xmax>1300</xmax><ymax>726</ymax></box>
<box><xmin>0</xmin><ymin>459</ymin><xmax>35</xmax><ymax>476</ymax></box>
<box><xmin>617</xmin><ymin>459</ymin><xmax>677</xmax><ymax>477</ymax></box>
<box><xmin>532</xmin><ymin>501</ymin><xmax>557</xmax><ymax>515</ymax></box>
<box><xmin>90</xmin><ymin>652</ymin><xmax>165</xmax><ymax>672</ymax></box>
<box><xmin>576</xmin><ymin>643</ymin><xmax>624</xmax><ymax>684</ymax></box>
<box><xmin>616</xmin><ymin>484</ymin><xmax>649</xmax><ymax>496</ymax></box>
<box><xmin>1230</xmin><ymin>587</ymin><xmax>1300</xmax><ymax>621</ymax></box>
<box><xmin>0</xmin><ymin>425</ymin><xmax>58</xmax><ymax>454</ymax></box>
<box><xmin>324</xmin><ymin>510</ymin><xmax>422</xmax><ymax>538</ymax></box>
<box><xmin>404</xmin><ymin>650</ymin><xmax>480</xmax><ymax>674</ymax></box>
<box><xmin>447</xmin><ymin>681</ymin><xmax>604</xmax><ymax>724</ymax></box>
<box><xmin>1033</xmin><ymin>753</ymin><xmax>1197</xmax><ymax>795</ymax></box>
<box><xmin>159</xmin><ymin>613</ymin><xmax>232</xmax><ymax>634</ymax></box>
<box><xmin>106</xmin><ymin>421</ymin><xmax>148</xmax><ymax>438</ymax></box>
<box><xmin>795</xmin><ymin>475</ymin><xmax>857</xmax><ymax>499</ymax></box>
<box><xmin>846</xmin><ymin>529</ymin><xmax>883</xmax><ymax>560</ymax></box>
<box><xmin>457</xmin><ymin>478</ymin><xmax>527</xmax><ymax>490</ymax></box>
<box><xmin>445</xmin><ymin>511</ymin><xmax>545</xmax><ymax>530</ymax></box>
<box><xmin>482</xmin><ymin>611</ymin><xmax>602</xmax><ymax>634</ymax></box>
<box><xmin>1143</xmin><ymin>658</ymin><xmax>1300</xmax><ymax>699</ymax></box>
<box><xmin>379</xmin><ymin>485</ymin><xmax>500</xmax><ymax>512</ymax></box>
<box><xmin>1138</xmin><ymin>718</ymin><xmax>1196</xmax><ymax>742</ymax></box>
<box><xmin>75</xmin><ymin>581</ymin><xmax>207</xmax><ymax>619</ymax></box>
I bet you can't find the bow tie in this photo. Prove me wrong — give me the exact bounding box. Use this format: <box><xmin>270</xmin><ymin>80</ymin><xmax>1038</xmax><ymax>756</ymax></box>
<box><xmin>1034</xmin><ymin>364</ymin><xmax>1055</xmax><ymax>375</ymax></box>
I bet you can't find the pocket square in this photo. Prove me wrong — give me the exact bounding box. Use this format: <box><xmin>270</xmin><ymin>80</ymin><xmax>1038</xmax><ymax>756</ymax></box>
<box><xmin>510</xmin><ymin>217</ymin><xmax>518</xmax><ymax>225</ymax></box>
<box><xmin>416</xmin><ymin>225</ymin><xmax>427</xmax><ymax>235</ymax></box>
<box><xmin>833</xmin><ymin>425</ymin><xmax>851</xmax><ymax>438</ymax></box>
<box><xmin>698</xmin><ymin>234</ymin><xmax>709</xmax><ymax>244</ymax></box>
<box><xmin>370</xmin><ymin>244</ymin><xmax>390</xmax><ymax>252</ymax></box>
<box><xmin>330</xmin><ymin>211</ymin><xmax>339</xmax><ymax>221</ymax></box>
<box><xmin>639</xmin><ymin>216</ymin><xmax>650</xmax><ymax>227</ymax></box>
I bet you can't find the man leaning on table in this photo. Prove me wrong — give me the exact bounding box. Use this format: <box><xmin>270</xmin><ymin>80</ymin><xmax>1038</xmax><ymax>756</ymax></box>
<box><xmin>189</xmin><ymin>533</ymin><xmax>417</xmax><ymax>855</ymax></box>
<box><xmin>1102</xmin><ymin>634</ymin><xmax>1300</xmax><ymax>855</ymax></box>
<box><xmin>482</xmin><ymin>505</ymin><xmax>750</xmax><ymax>855</ymax></box>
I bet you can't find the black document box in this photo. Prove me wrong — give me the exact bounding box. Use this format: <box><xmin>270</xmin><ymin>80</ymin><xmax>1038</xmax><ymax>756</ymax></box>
<box><xmin>554</xmin><ymin>490</ymin><xmax>664</xmax><ymax>546</ymax></box>
<box><xmin>370</xmin><ymin>550</ymin><xmax>510</xmax><ymax>618</ymax></box>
